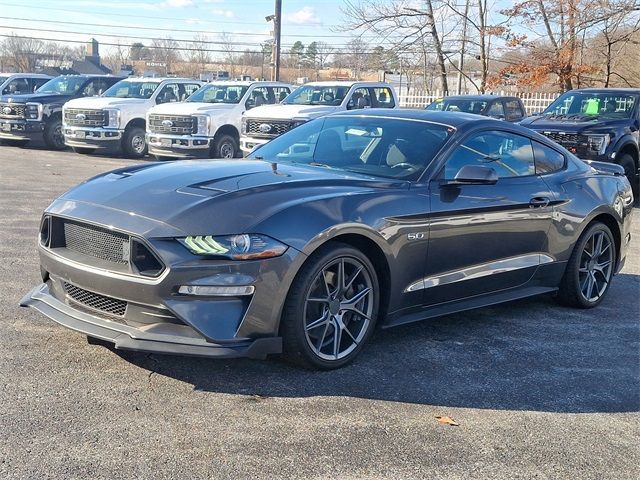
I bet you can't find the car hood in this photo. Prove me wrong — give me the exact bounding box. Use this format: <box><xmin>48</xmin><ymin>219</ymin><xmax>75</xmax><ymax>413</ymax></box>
<box><xmin>244</xmin><ymin>104</ymin><xmax>340</xmax><ymax>120</ymax></box>
<box><xmin>0</xmin><ymin>92</ymin><xmax>75</xmax><ymax>104</ymax></box>
<box><xmin>520</xmin><ymin>114</ymin><xmax>629</xmax><ymax>133</ymax></box>
<box><xmin>56</xmin><ymin>160</ymin><xmax>404</xmax><ymax>236</ymax></box>
<box><xmin>64</xmin><ymin>97</ymin><xmax>149</xmax><ymax>109</ymax></box>
<box><xmin>149</xmin><ymin>102</ymin><xmax>235</xmax><ymax>115</ymax></box>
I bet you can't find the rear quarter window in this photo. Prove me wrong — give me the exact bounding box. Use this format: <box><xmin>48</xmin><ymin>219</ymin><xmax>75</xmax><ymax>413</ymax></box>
<box><xmin>533</xmin><ymin>141</ymin><xmax>566</xmax><ymax>174</ymax></box>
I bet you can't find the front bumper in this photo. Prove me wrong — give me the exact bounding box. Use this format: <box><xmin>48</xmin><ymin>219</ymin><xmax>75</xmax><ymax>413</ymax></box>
<box><xmin>147</xmin><ymin>134</ymin><xmax>211</xmax><ymax>159</ymax></box>
<box><xmin>240</xmin><ymin>136</ymin><xmax>271</xmax><ymax>154</ymax></box>
<box><xmin>20</xmin><ymin>283</ymin><xmax>281</xmax><ymax>359</ymax></box>
<box><xmin>0</xmin><ymin>119</ymin><xmax>44</xmax><ymax>141</ymax></box>
<box><xmin>64</xmin><ymin>126</ymin><xmax>122</xmax><ymax>149</ymax></box>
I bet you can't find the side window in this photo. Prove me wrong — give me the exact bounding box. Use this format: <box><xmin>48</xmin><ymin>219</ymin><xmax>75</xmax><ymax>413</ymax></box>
<box><xmin>32</xmin><ymin>78</ymin><xmax>49</xmax><ymax>92</ymax></box>
<box><xmin>80</xmin><ymin>80</ymin><xmax>100</xmax><ymax>97</ymax></box>
<box><xmin>348</xmin><ymin>87</ymin><xmax>371</xmax><ymax>110</ymax></box>
<box><xmin>3</xmin><ymin>78</ymin><xmax>29</xmax><ymax>95</ymax></box>
<box><xmin>156</xmin><ymin>83</ymin><xmax>179</xmax><ymax>104</ymax></box>
<box><xmin>372</xmin><ymin>87</ymin><xmax>395</xmax><ymax>108</ymax></box>
<box><xmin>504</xmin><ymin>99</ymin><xmax>525</xmax><ymax>121</ymax></box>
<box><xmin>486</xmin><ymin>101</ymin><xmax>505</xmax><ymax>119</ymax></box>
<box><xmin>444</xmin><ymin>131</ymin><xmax>535</xmax><ymax>179</ymax></box>
<box><xmin>91</xmin><ymin>78</ymin><xmax>110</xmax><ymax>95</ymax></box>
<box><xmin>181</xmin><ymin>83</ymin><xmax>201</xmax><ymax>100</ymax></box>
<box><xmin>532</xmin><ymin>141</ymin><xmax>565</xmax><ymax>174</ymax></box>
<box><xmin>271</xmin><ymin>86</ymin><xmax>291</xmax><ymax>103</ymax></box>
<box><xmin>246</xmin><ymin>87</ymin><xmax>269</xmax><ymax>109</ymax></box>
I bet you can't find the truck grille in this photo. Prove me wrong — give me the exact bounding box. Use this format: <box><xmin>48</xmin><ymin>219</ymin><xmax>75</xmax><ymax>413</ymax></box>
<box><xmin>246</xmin><ymin>119</ymin><xmax>293</xmax><ymax>138</ymax></box>
<box><xmin>64</xmin><ymin>108</ymin><xmax>105</xmax><ymax>127</ymax></box>
<box><xmin>63</xmin><ymin>219</ymin><xmax>130</xmax><ymax>265</ymax></box>
<box><xmin>63</xmin><ymin>282</ymin><xmax>127</xmax><ymax>317</ymax></box>
<box><xmin>148</xmin><ymin>114</ymin><xmax>195</xmax><ymax>134</ymax></box>
<box><xmin>541</xmin><ymin>132</ymin><xmax>584</xmax><ymax>145</ymax></box>
<box><xmin>0</xmin><ymin>102</ymin><xmax>26</xmax><ymax>119</ymax></box>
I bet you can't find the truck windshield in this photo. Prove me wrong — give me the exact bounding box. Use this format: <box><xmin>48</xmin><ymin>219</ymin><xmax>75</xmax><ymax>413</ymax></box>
<box><xmin>186</xmin><ymin>84</ymin><xmax>248</xmax><ymax>104</ymax></box>
<box><xmin>544</xmin><ymin>92</ymin><xmax>638</xmax><ymax>119</ymax></box>
<box><xmin>103</xmin><ymin>81</ymin><xmax>161</xmax><ymax>99</ymax></box>
<box><xmin>283</xmin><ymin>85</ymin><xmax>349</xmax><ymax>106</ymax></box>
<box><xmin>426</xmin><ymin>98</ymin><xmax>488</xmax><ymax>114</ymax></box>
<box><xmin>36</xmin><ymin>76</ymin><xmax>87</xmax><ymax>94</ymax></box>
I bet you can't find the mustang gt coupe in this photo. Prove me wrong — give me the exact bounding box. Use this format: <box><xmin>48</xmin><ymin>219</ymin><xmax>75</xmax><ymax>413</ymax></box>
<box><xmin>21</xmin><ymin>110</ymin><xmax>634</xmax><ymax>369</ymax></box>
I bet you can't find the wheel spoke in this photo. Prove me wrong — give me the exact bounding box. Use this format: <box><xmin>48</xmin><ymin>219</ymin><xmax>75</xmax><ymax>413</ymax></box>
<box><xmin>344</xmin><ymin>266</ymin><xmax>363</xmax><ymax>292</ymax></box>
<box><xmin>307</xmin><ymin>297</ymin><xmax>330</xmax><ymax>303</ymax></box>
<box><xmin>585</xmin><ymin>272</ymin><xmax>596</xmax><ymax>299</ymax></box>
<box><xmin>594</xmin><ymin>233</ymin><xmax>604</xmax><ymax>257</ymax></box>
<box><xmin>336</xmin><ymin>260</ymin><xmax>345</xmax><ymax>295</ymax></box>
<box><xmin>342</xmin><ymin>287</ymin><xmax>371</xmax><ymax>307</ymax></box>
<box><xmin>341</xmin><ymin>323</ymin><xmax>359</xmax><ymax>345</ymax></box>
<box><xmin>321</xmin><ymin>269</ymin><xmax>332</xmax><ymax>297</ymax></box>
<box><xmin>342</xmin><ymin>305</ymin><xmax>373</xmax><ymax>322</ymax></box>
<box><xmin>332</xmin><ymin>319</ymin><xmax>342</xmax><ymax>359</ymax></box>
<box><xmin>305</xmin><ymin>311</ymin><xmax>330</xmax><ymax>332</ymax></box>
<box><xmin>316</xmin><ymin>319</ymin><xmax>331</xmax><ymax>351</ymax></box>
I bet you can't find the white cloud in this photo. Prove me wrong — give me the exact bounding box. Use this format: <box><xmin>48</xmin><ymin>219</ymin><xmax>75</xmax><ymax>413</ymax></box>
<box><xmin>159</xmin><ymin>0</ymin><xmax>194</xmax><ymax>8</ymax></box>
<box><xmin>211</xmin><ymin>8</ymin><xmax>234</xmax><ymax>18</ymax></box>
<box><xmin>285</xmin><ymin>6</ymin><xmax>321</xmax><ymax>25</ymax></box>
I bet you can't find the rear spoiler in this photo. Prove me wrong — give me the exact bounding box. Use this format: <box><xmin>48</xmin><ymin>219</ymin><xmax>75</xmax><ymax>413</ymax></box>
<box><xmin>583</xmin><ymin>160</ymin><xmax>626</xmax><ymax>176</ymax></box>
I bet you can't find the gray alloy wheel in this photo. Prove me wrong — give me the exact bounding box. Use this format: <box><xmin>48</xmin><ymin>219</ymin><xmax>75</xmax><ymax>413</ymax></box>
<box><xmin>557</xmin><ymin>222</ymin><xmax>616</xmax><ymax>308</ymax></box>
<box><xmin>212</xmin><ymin>134</ymin><xmax>238</xmax><ymax>159</ymax></box>
<box><xmin>44</xmin><ymin>119</ymin><xmax>65</xmax><ymax>150</ymax></box>
<box><xmin>122</xmin><ymin>127</ymin><xmax>147</xmax><ymax>158</ymax></box>
<box><xmin>281</xmin><ymin>243</ymin><xmax>379</xmax><ymax>369</ymax></box>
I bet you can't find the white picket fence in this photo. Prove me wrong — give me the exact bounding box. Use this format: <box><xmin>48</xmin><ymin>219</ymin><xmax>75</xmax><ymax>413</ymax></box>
<box><xmin>398</xmin><ymin>90</ymin><xmax>559</xmax><ymax>114</ymax></box>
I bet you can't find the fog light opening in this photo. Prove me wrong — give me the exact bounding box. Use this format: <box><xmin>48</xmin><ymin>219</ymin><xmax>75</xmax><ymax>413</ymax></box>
<box><xmin>178</xmin><ymin>285</ymin><xmax>255</xmax><ymax>296</ymax></box>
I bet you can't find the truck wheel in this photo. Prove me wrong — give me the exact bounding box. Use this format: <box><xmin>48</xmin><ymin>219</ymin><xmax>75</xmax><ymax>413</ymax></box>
<box><xmin>72</xmin><ymin>147</ymin><xmax>96</xmax><ymax>155</ymax></box>
<box><xmin>212</xmin><ymin>134</ymin><xmax>238</xmax><ymax>159</ymax></box>
<box><xmin>122</xmin><ymin>126</ymin><xmax>147</xmax><ymax>158</ymax></box>
<box><xmin>44</xmin><ymin>118</ymin><xmax>66</xmax><ymax>150</ymax></box>
<box><xmin>618</xmin><ymin>154</ymin><xmax>639</xmax><ymax>199</ymax></box>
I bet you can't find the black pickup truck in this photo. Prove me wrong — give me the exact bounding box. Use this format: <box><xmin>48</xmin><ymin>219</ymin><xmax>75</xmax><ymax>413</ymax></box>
<box><xmin>520</xmin><ymin>88</ymin><xmax>639</xmax><ymax>196</ymax></box>
<box><xmin>0</xmin><ymin>75</ymin><xmax>122</xmax><ymax>150</ymax></box>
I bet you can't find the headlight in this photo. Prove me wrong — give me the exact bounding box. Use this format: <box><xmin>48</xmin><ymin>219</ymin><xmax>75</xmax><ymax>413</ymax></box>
<box><xmin>178</xmin><ymin>234</ymin><xmax>288</xmax><ymax>260</ymax></box>
<box><xmin>291</xmin><ymin>118</ymin><xmax>307</xmax><ymax>128</ymax></box>
<box><xmin>25</xmin><ymin>103</ymin><xmax>43</xmax><ymax>121</ymax></box>
<box><xmin>241</xmin><ymin>118</ymin><xmax>248</xmax><ymax>134</ymax></box>
<box><xmin>586</xmin><ymin>134</ymin><xmax>610</xmax><ymax>155</ymax></box>
<box><xmin>193</xmin><ymin>115</ymin><xmax>210</xmax><ymax>135</ymax></box>
<box><xmin>104</xmin><ymin>109</ymin><xmax>120</xmax><ymax>128</ymax></box>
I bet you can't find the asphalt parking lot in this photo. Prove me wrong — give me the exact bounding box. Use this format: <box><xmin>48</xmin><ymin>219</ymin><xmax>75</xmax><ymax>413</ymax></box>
<box><xmin>0</xmin><ymin>144</ymin><xmax>638</xmax><ymax>480</ymax></box>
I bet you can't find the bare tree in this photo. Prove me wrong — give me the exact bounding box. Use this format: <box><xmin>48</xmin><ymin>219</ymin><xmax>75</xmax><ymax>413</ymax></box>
<box><xmin>219</xmin><ymin>32</ymin><xmax>237</xmax><ymax>76</ymax></box>
<box><xmin>0</xmin><ymin>34</ymin><xmax>46</xmax><ymax>71</ymax></box>
<box><xmin>597</xmin><ymin>10</ymin><xmax>640</xmax><ymax>87</ymax></box>
<box><xmin>189</xmin><ymin>34</ymin><xmax>212</xmax><ymax>72</ymax></box>
<box><xmin>150</xmin><ymin>37</ymin><xmax>181</xmax><ymax>75</ymax></box>
<box><xmin>315</xmin><ymin>41</ymin><xmax>334</xmax><ymax>70</ymax></box>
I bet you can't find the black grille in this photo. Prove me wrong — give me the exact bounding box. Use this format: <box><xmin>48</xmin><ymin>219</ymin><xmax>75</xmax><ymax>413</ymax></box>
<box><xmin>246</xmin><ymin>119</ymin><xmax>293</xmax><ymax>138</ymax></box>
<box><xmin>0</xmin><ymin>102</ymin><xmax>26</xmax><ymax>119</ymax></box>
<box><xmin>64</xmin><ymin>282</ymin><xmax>127</xmax><ymax>316</ymax></box>
<box><xmin>64</xmin><ymin>108</ymin><xmax>105</xmax><ymax>127</ymax></box>
<box><xmin>148</xmin><ymin>114</ymin><xmax>194</xmax><ymax>134</ymax></box>
<box><xmin>63</xmin><ymin>220</ymin><xmax>130</xmax><ymax>265</ymax></box>
<box><xmin>541</xmin><ymin>131</ymin><xmax>586</xmax><ymax>145</ymax></box>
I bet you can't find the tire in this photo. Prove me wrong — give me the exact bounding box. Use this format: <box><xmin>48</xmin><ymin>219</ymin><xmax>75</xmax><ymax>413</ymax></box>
<box><xmin>556</xmin><ymin>222</ymin><xmax>616</xmax><ymax>308</ymax></box>
<box><xmin>43</xmin><ymin>118</ymin><xmax>65</xmax><ymax>150</ymax></box>
<box><xmin>281</xmin><ymin>242</ymin><xmax>380</xmax><ymax>370</ymax></box>
<box><xmin>618</xmin><ymin>153</ymin><xmax>639</xmax><ymax>200</ymax></box>
<box><xmin>72</xmin><ymin>147</ymin><xmax>96</xmax><ymax>155</ymax></box>
<box><xmin>211</xmin><ymin>133</ymin><xmax>238</xmax><ymax>159</ymax></box>
<box><xmin>0</xmin><ymin>139</ymin><xmax>28</xmax><ymax>147</ymax></box>
<box><xmin>122</xmin><ymin>126</ymin><xmax>147</xmax><ymax>158</ymax></box>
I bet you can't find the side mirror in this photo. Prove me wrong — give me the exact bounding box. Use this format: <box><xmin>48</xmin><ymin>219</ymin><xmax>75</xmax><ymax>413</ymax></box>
<box><xmin>445</xmin><ymin>165</ymin><xmax>498</xmax><ymax>186</ymax></box>
<box><xmin>245</xmin><ymin>99</ymin><xmax>255</xmax><ymax>110</ymax></box>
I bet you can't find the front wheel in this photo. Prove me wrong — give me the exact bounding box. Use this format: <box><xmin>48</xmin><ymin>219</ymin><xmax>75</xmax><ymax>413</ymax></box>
<box><xmin>43</xmin><ymin>118</ymin><xmax>65</xmax><ymax>150</ymax></box>
<box><xmin>211</xmin><ymin>134</ymin><xmax>238</xmax><ymax>159</ymax></box>
<box><xmin>618</xmin><ymin>153</ymin><xmax>639</xmax><ymax>200</ymax></box>
<box><xmin>281</xmin><ymin>243</ymin><xmax>380</xmax><ymax>369</ymax></box>
<box><xmin>557</xmin><ymin>222</ymin><xmax>616</xmax><ymax>308</ymax></box>
<box><xmin>122</xmin><ymin>127</ymin><xmax>147</xmax><ymax>158</ymax></box>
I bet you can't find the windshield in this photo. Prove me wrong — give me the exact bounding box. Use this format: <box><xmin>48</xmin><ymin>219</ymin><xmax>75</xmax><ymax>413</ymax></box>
<box><xmin>283</xmin><ymin>85</ymin><xmax>349</xmax><ymax>106</ymax></box>
<box><xmin>36</xmin><ymin>76</ymin><xmax>87</xmax><ymax>94</ymax></box>
<box><xmin>248</xmin><ymin>116</ymin><xmax>454</xmax><ymax>181</ymax></box>
<box><xmin>103</xmin><ymin>80</ymin><xmax>160</xmax><ymax>99</ymax></box>
<box><xmin>427</xmin><ymin>98</ymin><xmax>488</xmax><ymax>114</ymax></box>
<box><xmin>543</xmin><ymin>92</ymin><xmax>638</xmax><ymax>119</ymax></box>
<box><xmin>187</xmin><ymin>84</ymin><xmax>248</xmax><ymax>103</ymax></box>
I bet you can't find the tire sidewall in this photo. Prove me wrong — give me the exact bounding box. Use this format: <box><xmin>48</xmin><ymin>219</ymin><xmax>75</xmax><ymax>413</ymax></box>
<box><xmin>44</xmin><ymin>118</ymin><xmax>65</xmax><ymax>150</ymax></box>
<box><xmin>213</xmin><ymin>134</ymin><xmax>238</xmax><ymax>159</ymax></box>
<box><xmin>123</xmin><ymin>127</ymin><xmax>147</xmax><ymax>158</ymax></box>
<box><xmin>284</xmin><ymin>244</ymin><xmax>380</xmax><ymax>369</ymax></box>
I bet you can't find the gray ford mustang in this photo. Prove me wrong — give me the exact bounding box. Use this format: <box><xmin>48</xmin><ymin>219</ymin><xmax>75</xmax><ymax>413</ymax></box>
<box><xmin>21</xmin><ymin>110</ymin><xmax>634</xmax><ymax>369</ymax></box>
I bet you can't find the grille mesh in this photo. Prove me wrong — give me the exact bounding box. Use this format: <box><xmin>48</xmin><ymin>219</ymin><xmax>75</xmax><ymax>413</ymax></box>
<box><xmin>0</xmin><ymin>103</ymin><xmax>26</xmax><ymax>119</ymax></box>
<box><xmin>63</xmin><ymin>220</ymin><xmax>130</xmax><ymax>265</ymax></box>
<box><xmin>541</xmin><ymin>132</ymin><xmax>585</xmax><ymax>145</ymax></box>
<box><xmin>64</xmin><ymin>108</ymin><xmax>105</xmax><ymax>127</ymax></box>
<box><xmin>148</xmin><ymin>114</ymin><xmax>194</xmax><ymax>134</ymax></box>
<box><xmin>64</xmin><ymin>282</ymin><xmax>127</xmax><ymax>316</ymax></box>
<box><xmin>246</xmin><ymin>119</ymin><xmax>293</xmax><ymax>138</ymax></box>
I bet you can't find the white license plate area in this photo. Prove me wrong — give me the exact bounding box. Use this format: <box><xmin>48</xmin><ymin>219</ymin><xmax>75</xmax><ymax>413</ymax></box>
<box><xmin>1</xmin><ymin>123</ymin><xmax>10</xmax><ymax>132</ymax></box>
<box><xmin>74</xmin><ymin>131</ymin><xmax>86</xmax><ymax>139</ymax></box>
<box><xmin>160</xmin><ymin>138</ymin><xmax>172</xmax><ymax>147</ymax></box>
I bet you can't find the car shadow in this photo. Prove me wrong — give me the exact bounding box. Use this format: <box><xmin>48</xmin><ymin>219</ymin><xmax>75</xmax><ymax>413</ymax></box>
<box><xmin>113</xmin><ymin>272</ymin><xmax>640</xmax><ymax>414</ymax></box>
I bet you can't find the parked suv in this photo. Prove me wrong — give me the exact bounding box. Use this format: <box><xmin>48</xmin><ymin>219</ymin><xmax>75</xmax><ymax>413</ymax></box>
<box><xmin>63</xmin><ymin>77</ymin><xmax>202</xmax><ymax>158</ymax></box>
<box><xmin>147</xmin><ymin>81</ymin><xmax>293</xmax><ymax>160</ymax></box>
<box><xmin>0</xmin><ymin>73</ymin><xmax>52</xmax><ymax>96</ymax></box>
<box><xmin>240</xmin><ymin>81</ymin><xmax>398</xmax><ymax>154</ymax></box>
<box><xmin>426</xmin><ymin>94</ymin><xmax>527</xmax><ymax>122</ymax></box>
<box><xmin>521</xmin><ymin>88</ymin><xmax>639</xmax><ymax>196</ymax></box>
<box><xmin>0</xmin><ymin>75</ymin><xmax>121</xmax><ymax>149</ymax></box>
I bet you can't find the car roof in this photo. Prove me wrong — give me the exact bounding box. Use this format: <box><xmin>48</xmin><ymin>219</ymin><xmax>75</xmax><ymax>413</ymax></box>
<box><xmin>303</xmin><ymin>81</ymin><xmax>391</xmax><ymax>88</ymax></box>
<box><xmin>203</xmin><ymin>80</ymin><xmax>292</xmax><ymax>86</ymax></box>
<box><xmin>0</xmin><ymin>73</ymin><xmax>52</xmax><ymax>77</ymax></box>
<box><xmin>563</xmin><ymin>88</ymin><xmax>640</xmax><ymax>94</ymax></box>
<box><xmin>434</xmin><ymin>94</ymin><xmax>520</xmax><ymax>101</ymax></box>
<box><xmin>123</xmin><ymin>77</ymin><xmax>200</xmax><ymax>82</ymax></box>
<box><xmin>332</xmin><ymin>108</ymin><xmax>489</xmax><ymax>127</ymax></box>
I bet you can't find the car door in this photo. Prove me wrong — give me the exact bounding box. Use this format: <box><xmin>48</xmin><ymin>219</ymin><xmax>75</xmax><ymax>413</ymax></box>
<box><xmin>424</xmin><ymin>129</ymin><xmax>556</xmax><ymax>305</ymax></box>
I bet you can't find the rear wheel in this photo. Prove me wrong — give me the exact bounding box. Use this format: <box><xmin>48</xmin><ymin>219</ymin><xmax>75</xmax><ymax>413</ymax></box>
<box><xmin>43</xmin><ymin>118</ymin><xmax>65</xmax><ymax>150</ymax></box>
<box><xmin>281</xmin><ymin>243</ymin><xmax>380</xmax><ymax>369</ymax></box>
<box><xmin>211</xmin><ymin>133</ymin><xmax>238</xmax><ymax>159</ymax></box>
<box><xmin>122</xmin><ymin>126</ymin><xmax>147</xmax><ymax>158</ymax></box>
<box><xmin>618</xmin><ymin>153</ymin><xmax>639</xmax><ymax>200</ymax></box>
<box><xmin>72</xmin><ymin>147</ymin><xmax>96</xmax><ymax>155</ymax></box>
<box><xmin>557</xmin><ymin>222</ymin><xmax>616</xmax><ymax>308</ymax></box>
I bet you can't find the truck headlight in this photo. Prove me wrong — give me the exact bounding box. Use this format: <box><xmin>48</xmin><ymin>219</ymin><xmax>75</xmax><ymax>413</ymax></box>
<box><xmin>25</xmin><ymin>103</ymin><xmax>43</xmax><ymax>121</ymax></box>
<box><xmin>241</xmin><ymin>118</ymin><xmax>248</xmax><ymax>134</ymax></box>
<box><xmin>193</xmin><ymin>115</ymin><xmax>210</xmax><ymax>135</ymax></box>
<box><xmin>104</xmin><ymin>109</ymin><xmax>120</xmax><ymax>128</ymax></box>
<box><xmin>178</xmin><ymin>234</ymin><xmax>287</xmax><ymax>260</ymax></box>
<box><xmin>586</xmin><ymin>134</ymin><xmax>610</xmax><ymax>155</ymax></box>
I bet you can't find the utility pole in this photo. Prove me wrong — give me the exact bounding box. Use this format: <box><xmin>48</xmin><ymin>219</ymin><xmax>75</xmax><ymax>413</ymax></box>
<box><xmin>274</xmin><ymin>0</ymin><xmax>282</xmax><ymax>81</ymax></box>
<box><xmin>456</xmin><ymin>0</ymin><xmax>469</xmax><ymax>95</ymax></box>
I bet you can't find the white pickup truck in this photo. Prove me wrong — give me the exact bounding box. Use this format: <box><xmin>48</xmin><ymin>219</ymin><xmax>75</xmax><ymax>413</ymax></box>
<box><xmin>62</xmin><ymin>77</ymin><xmax>202</xmax><ymax>158</ymax></box>
<box><xmin>240</xmin><ymin>81</ymin><xmax>398</xmax><ymax>154</ymax></box>
<box><xmin>146</xmin><ymin>81</ymin><xmax>294</xmax><ymax>160</ymax></box>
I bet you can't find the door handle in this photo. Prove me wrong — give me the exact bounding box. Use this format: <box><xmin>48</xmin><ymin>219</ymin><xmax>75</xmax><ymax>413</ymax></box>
<box><xmin>529</xmin><ymin>196</ymin><xmax>550</xmax><ymax>208</ymax></box>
